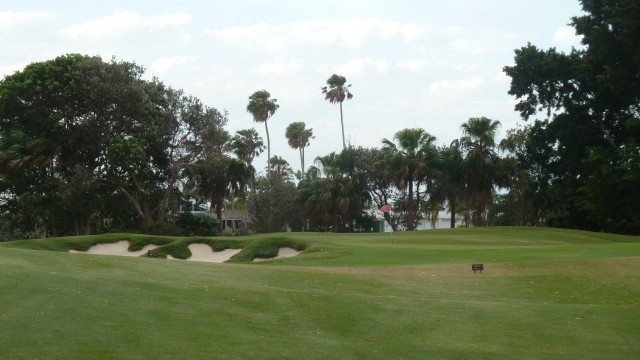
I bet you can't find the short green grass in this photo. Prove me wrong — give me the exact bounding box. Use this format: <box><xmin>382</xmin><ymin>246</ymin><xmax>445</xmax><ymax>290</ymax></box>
<box><xmin>1</xmin><ymin>227</ymin><xmax>639</xmax><ymax>359</ymax></box>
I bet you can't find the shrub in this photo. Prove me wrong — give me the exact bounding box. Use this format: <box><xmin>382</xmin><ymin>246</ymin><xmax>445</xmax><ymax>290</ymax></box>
<box><xmin>142</xmin><ymin>221</ymin><xmax>182</xmax><ymax>236</ymax></box>
<box><xmin>176</xmin><ymin>212</ymin><xmax>218</xmax><ymax>236</ymax></box>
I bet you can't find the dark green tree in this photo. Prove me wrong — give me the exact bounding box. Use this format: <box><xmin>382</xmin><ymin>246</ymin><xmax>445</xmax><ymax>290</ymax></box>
<box><xmin>459</xmin><ymin>117</ymin><xmax>503</xmax><ymax>226</ymax></box>
<box><xmin>503</xmin><ymin>0</ymin><xmax>640</xmax><ymax>233</ymax></box>
<box><xmin>230</xmin><ymin>128</ymin><xmax>264</xmax><ymax>166</ymax></box>
<box><xmin>297</xmin><ymin>151</ymin><xmax>369</xmax><ymax>232</ymax></box>
<box><xmin>378</xmin><ymin>128</ymin><xmax>437</xmax><ymax>230</ymax></box>
<box><xmin>185</xmin><ymin>153</ymin><xmax>254</xmax><ymax>231</ymax></box>
<box><xmin>248</xmin><ymin>173</ymin><xmax>301</xmax><ymax>233</ymax></box>
<box><xmin>0</xmin><ymin>54</ymin><xmax>229</xmax><ymax>237</ymax></box>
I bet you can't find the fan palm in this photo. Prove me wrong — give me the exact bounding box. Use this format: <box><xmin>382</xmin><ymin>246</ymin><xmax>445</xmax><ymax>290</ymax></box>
<box><xmin>246</xmin><ymin>90</ymin><xmax>278</xmax><ymax>172</ymax></box>
<box><xmin>460</xmin><ymin>116</ymin><xmax>501</xmax><ymax>226</ymax></box>
<box><xmin>230</xmin><ymin>128</ymin><xmax>264</xmax><ymax>166</ymax></box>
<box><xmin>285</xmin><ymin>121</ymin><xmax>314</xmax><ymax>175</ymax></box>
<box><xmin>321</xmin><ymin>74</ymin><xmax>353</xmax><ymax>150</ymax></box>
<box><xmin>378</xmin><ymin>128</ymin><xmax>437</xmax><ymax>230</ymax></box>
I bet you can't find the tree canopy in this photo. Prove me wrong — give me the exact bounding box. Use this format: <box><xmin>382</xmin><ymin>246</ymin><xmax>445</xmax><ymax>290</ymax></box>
<box><xmin>0</xmin><ymin>54</ymin><xmax>229</xmax><ymax>237</ymax></box>
<box><xmin>503</xmin><ymin>0</ymin><xmax>640</xmax><ymax>234</ymax></box>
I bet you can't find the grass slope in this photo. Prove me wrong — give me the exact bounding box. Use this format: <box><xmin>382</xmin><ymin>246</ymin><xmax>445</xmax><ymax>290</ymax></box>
<box><xmin>1</xmin><ymin>227</ymin><xmax>639</xmax><ymax>359</ymax></box>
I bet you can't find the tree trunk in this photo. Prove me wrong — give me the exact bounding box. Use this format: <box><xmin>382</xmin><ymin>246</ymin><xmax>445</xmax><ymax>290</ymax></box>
<box><xmin>265</xmin><ymin>121</ymin><xmax>271</xmax><ymax>173</ymax></box>
<box><xmin>450</xmin><ymin>198</ymin><xmax>456</xmax><ymax>228</ymax></box>
<box><xmin>332</xmin><ymin>201</ymin><xmax>339</xmax><ymax>233</ymax></box>
<box><xmin>214</xmin><ymin>195</ymin><xmax>224</xmax><ymax>232</ymax></box>
<box><xmin>339</xmin><ymin>102</ymin><xmax>346</xmax><ymax>150</ymax></box>
<box><xmin>407</xmin><ymin>179</ymin><xmax>415</xmax><ymax>230</ymax></box>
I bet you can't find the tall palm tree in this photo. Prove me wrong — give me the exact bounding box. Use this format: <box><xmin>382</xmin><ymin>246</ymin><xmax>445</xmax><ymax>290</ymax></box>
<box><xmin>246</xmin><ymin>90</ymin><xmax>278</xmax><ymax>172</ymax></box>
<box><xmin>460</xmin><ymin>116</ymin><xmax>501</xmax><ymax>226</ymax></box>
<box><xmin>378</xmin><ymin>128</ymin><xmax>437</xmax><ymax>230</ymax></box>
<box><xmin>285</xmin><ymin>121</ymin><xmax>314</xmax><ymax>175</ymax></box>
<box><xmin>230</xmin><ymin>128</ymin><xmax>264</xmax><ymax>166</ymax></box>
<box><xmin>321</xmin><ymin>74</ymin><xmax>353</xmax><ymax>150</ymax></box>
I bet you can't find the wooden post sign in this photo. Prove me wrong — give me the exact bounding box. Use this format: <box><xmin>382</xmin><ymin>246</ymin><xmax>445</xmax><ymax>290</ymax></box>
<box><xmin>471</xmin><ymin>264</ymin><xmax>484</xmax><ymax>273</ymax></box>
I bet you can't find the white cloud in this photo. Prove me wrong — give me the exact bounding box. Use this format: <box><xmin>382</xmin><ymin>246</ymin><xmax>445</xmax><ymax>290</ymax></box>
<box><xmin>394</xmin><ymin>59</ymin><xmax>429</xmax><ymax>72</ymax></box>
<box><xmin>446</xmin><ymin>26</ymin><xmax>517</xmax><ymax>54</ymax></box>
<box><xmin>553</xmin><ymin>25</ymin><xmax>583</xmax><ymax>47</ymax></box>
<box><xmin>428</xmin><ymin>76</ymin><xmax>484</xmax><ymax>96</ymax></box>
<box><xmin>0</xmin><ymin>11</ymin><xmax>53</xmax><ymax>28</ymax></box>
<box><xmin>401</xmin><ymin>24</ymin><xmax>426</xmax><ymax>43</ymax></box>
<box><xmin>209</xmin><ymin>17</ymin><xmax>422</xmax><ymax>50</ymax></box>
<box><xmin>210</xmin><ymin>22</ymin><xmax>272</xmax><ymax>41</ymax></box>
<box><xmin>256</xmin><ymin>59</ymin><xmax>303</xmax><ymax>77</ymax></box>
<box><xmin>59</xmin><ymin>11</ymin><xmax>191</xmax><ymax>39</ymax></box>
<box><xmin>334</xmin><ymin>58</ymin><xmax>390</xmax><ymax>77</ymax></box>
<box><xmin>149</xmin><ymin>56</ymin><xmax>198</xmax><ymax>75</ymax></box>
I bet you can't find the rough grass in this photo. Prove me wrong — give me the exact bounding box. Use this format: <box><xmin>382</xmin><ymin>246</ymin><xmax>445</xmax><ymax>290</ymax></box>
<box><xmin>1</xmin><ymin>227</ymin><xmax>639</xmax><ymax>359</ymax></box>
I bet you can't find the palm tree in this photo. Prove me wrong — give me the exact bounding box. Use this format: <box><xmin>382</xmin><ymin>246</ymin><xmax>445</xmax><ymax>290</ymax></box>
<box><xmin>297</xmin><ymin>152</ymin><xmax>368</xmax><ymax>232</ymax></box>
<box><xmin>321</xmin><ymin>74</ymin><xmax>353</xmax><ymax>150</ymax></box>
<box><xmin>435</xmin><ymin>140</ymin><xmax>465</xmax><ymax>228</ymax></box>
<box><xmin>230</xmin><ymin>128</ymin><xmax>264</xmax><ymax>166</ymax></box>
<box><xmin>246</xmin><ymin>90</ymin><xmax>278</xmax><ymax>172</ymax></box>
<box><xmin>378</xmin><ymin>128</ymin><xmax>437</xmax><ymax>230</ymax></box>
<box><xmin>285</xmin><ymin>121</ymin><xmax>314</xmax><ymax>175</ymax></box>
<box><xmin>460</xmin><ymin>116</ymin><xmax>501</xmax><ymax>226</ymax></box>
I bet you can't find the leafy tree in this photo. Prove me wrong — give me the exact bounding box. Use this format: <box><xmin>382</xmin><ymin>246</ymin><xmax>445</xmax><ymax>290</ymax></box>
<box><xmin>285</xmin><ymin>121</ymin><xmax>314</xmax><ymax>175</ymax></box>
<box><xmin>0</xmin><ymin>54</ymin><xmax>151</xmax><ymax>233</ymax></box>
<box><xmin>0</xmin><ymin>54</ymin><xmax>229</xmax><ymax>237</ymax></box>
<box><xmin>185</xmin><ymin>153</ymin><xmax>254</xmax><ymax>231</ymax></box>
<box><xmin>503</xmin><ymin>0</ymin><xmax>640</xmax><ymax>233</ymax></box>
<box><xmin>243</xmin><ymin>157</ymin><xmax>295</xmax><ymax>233</ymax></box>
<box><xmin>268</xmin><ymin>155</ymin><xmax>295</xmax><ymax>180</ymax></box>
<box><xmin>378</xmin><ymin>128</ymin><xmax>437</xmax><ymax>230</ymax></box>
<box><xmin>246</xmin><ymin>90</ymin><xmax>278</xmax><ymax>172</ymax></box>
<box><xmin>322</xmin><ymin>74</ymin><xmax>353</xmax><ymax>150</ymax></box>
<box><xmin>494</xmin><ymin>125</ymin><xmax>546</xmax><ymax>226</ymax></box>
<box><xmin>341</xmin><ymin>146</ymin><xmax>399</xmax><ymax>231</ymax></box>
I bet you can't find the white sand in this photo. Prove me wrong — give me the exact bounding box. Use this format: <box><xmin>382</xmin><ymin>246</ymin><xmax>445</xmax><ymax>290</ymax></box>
<box><xmin>69</xmin><ymin>241</ymin><xmax>301</xmax><ymax>263</ymax></box>
<box><xmin>253</xmin><ymin>247</ymin><xmax>303</xmax><ymax>262</ymax></box>
<box><xmin>167</xmin><ymin>243</ymin><xmax>241</xmax><ymax>263</ymax></box>
<box><xmin>69</xmin><ymin>240</ymin><xmax>158</xmax><ymax>257</ymax></box>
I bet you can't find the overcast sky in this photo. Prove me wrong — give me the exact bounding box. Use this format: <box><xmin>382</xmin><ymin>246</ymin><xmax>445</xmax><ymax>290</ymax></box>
<box><xmin>1</xmin><ymin>0</ymin><xmax>584</xmax><ymax>174</ymax></box>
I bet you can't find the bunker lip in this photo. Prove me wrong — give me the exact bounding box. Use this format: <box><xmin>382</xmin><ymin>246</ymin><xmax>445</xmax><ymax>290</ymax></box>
<box><xmin>253</xmin><ymin>247</ymin><xmax>303</xmax><ymax>262</ymax></box>
<box><xmin>167</xmin><ymin>244</ymin><xmax>241</xmax><ymax>263</ymax></box>
<box><xmin>69</xmin><ymin>240</ymin><xmax>158</xmax><ymax>257</ymax></box>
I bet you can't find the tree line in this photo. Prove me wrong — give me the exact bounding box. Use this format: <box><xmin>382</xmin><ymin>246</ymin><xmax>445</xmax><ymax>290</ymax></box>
<box><xmin>1</xmin><ymin>0</ymin><xmax>638</xmax><ymax>239</ymax></box>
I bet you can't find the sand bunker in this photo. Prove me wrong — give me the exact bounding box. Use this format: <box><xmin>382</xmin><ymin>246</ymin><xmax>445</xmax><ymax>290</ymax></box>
<box><xmin>69</xmin><ymin>241</ymin><xmax>301</xmax><ymax>263</ymax></box>
<box><xmin>253</xmin><ymin>247</ymin><xmax>303</xmax><ymax>262</ymax></box>
<box><xmin>69</xmin><ymin>240</ymin><xmax>158</xmax><ymax>257</ymax></box>
<box><xmin>167</xmin><ymin>243</ymin><xmax>241</xmax><ymax>263</ymax></box>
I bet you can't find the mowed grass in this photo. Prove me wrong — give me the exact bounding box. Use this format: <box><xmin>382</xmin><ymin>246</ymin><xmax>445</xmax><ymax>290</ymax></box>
<box><xmin>1</xmin><ymin>227</ymin><xmax>639</xmax><ymax>359</ymax></box>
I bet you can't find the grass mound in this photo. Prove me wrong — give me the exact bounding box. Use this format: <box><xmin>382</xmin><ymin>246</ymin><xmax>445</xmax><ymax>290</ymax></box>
<box><xmin>227</xmin><ymin>236</ymin><xmax>307</xmax><ymax>262</ymax></box>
